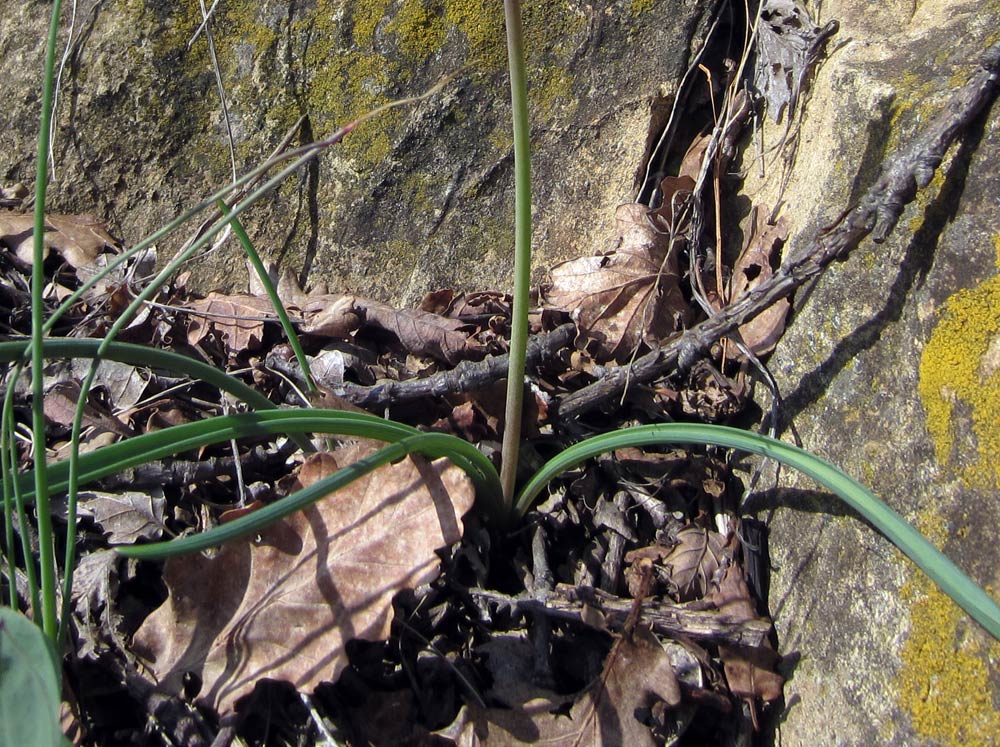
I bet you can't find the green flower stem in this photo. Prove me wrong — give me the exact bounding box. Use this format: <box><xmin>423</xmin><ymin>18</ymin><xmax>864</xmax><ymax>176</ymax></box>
<box><xmin>499</xmin><ymin>0</ymin><xmax>532</xmax><ymax>511</ymax></box>
<box><xmin>30</xmin><ymin>0</ymin><xmax>65</xmax><ymax>642</ymax></box>
<box><xmin>217</xmin><ymin>199</ymin><xmax>316</xmax><ymax>393</ymax></box>
<box><xmin>514</xmin><ymin>423</ymin><xmax>1000</xmax><ymax>640</ymax></box>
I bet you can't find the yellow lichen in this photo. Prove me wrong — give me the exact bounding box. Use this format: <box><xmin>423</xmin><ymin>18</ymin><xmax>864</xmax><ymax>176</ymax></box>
<box><xmin>896</xmin><ymin>512</ymin><xmax>1000</xmax><ymax>746</ymax></box>
<box><xmin>917</xmin><ymin>238</ymin><xmax>1000</xmax><ymax>490</ymax></box>
<box><xmin>629</xmin><ymin>0</ymin><xmax>657</xmax><ymax>13</ymax></box>
<box><xmin>444</xmin><ymin>0</ymin><xmax>505</xmax><ymax>65</ymax></box>
<box><xmin>387</xmin><ymin>0</ymin><xmax>448</xmax><ymax>64</ymax></box>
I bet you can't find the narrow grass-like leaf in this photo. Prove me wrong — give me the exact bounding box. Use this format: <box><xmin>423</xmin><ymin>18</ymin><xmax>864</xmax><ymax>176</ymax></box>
<box><xmin>516</xmin><ymin>423</ymin><xmax>1000</xmax><ymax>639</ymax></box>
<box><xmin>217</xmin><ymin>200</ymin><xmax>316</xmax><ymax>393</ymax></box>
<box><xmin>2</xmin><ymin>387</ymin><xmax>40</xmax><ymax>618</ymax></box>
<box><xmin>15</xmin><ymin>410</ymin><xmax>503</xmax><ymax>523</ymax></box>
<box><xmin>0</xmin><ymin>339</ymin><xmax>313</xmax><ymax>455</ymax></box>
<box><xmin>0</xmin><ymin>339</ymin><xmax>275</xmax><ymax>414</ymax></box>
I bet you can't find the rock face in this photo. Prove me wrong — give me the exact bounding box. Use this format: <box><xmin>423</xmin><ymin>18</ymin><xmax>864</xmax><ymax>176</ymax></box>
<box><xmin>738</xmin><ymin>1</ymin><xmax>1000</xmax><ymax>744</ymax></box>
<box><xmin>3</xmin><ymin>1</ymin><xmax>999</xmax><ymax>745</ymax></box>
<box><xmin>0</xmin><ymin>0</ymin><xmax>716</xmax><ymax>305</ymax></box>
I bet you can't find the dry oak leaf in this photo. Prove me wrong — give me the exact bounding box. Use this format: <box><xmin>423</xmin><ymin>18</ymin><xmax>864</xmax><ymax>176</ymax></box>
<box><xmin>0</xmin><ymin>211</ymin><xmax>117</xmax><ymax>269</ymax></box>
<box><xmin>456</xmin><ymin>624</ymin><xmax>680</xmax><ymax>746</ymax></box>
<box><xmin>184</xmin><ymin>292</ymin><xmax>279</xmax><ymax>352</ymax></box>
<box><xmin>543</xmin><ymin>203</ymin><xmax>688</xmax><ymax>362</ymax></box>
<box><xmin>79</xmin><ymin>489</ymin><xmax>167</xmax><ymax>545</ymax></box>
<box><xmin>130</xmin><ymin>444</ymin><xmax>474</xmax><ymax>715</ymax></box>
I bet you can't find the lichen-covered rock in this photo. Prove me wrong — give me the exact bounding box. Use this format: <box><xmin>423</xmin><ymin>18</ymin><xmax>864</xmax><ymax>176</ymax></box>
<box><xmin>739</xmin><ymin>1</ymin><xmax>1000</xmax><ymax>744</ymax></box>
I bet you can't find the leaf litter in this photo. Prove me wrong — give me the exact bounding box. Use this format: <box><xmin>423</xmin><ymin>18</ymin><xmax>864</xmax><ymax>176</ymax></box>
<box><xmin>131</xmin><ymin>445</ymin><xmax>474</xmax><ymax>715</ymax></box>
<box><xmin>0</xmin><ymin>12</ymin><xmax>851</xmax><ymax>744</ymax></box>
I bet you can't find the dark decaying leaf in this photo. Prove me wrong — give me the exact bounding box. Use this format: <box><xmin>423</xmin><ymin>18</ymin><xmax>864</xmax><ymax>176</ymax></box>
<box><xmin>456</xmin><ymin>624</ymin><xmax>680</xmax><ymax>746</ymax></box>
<box><xmin>543</xmin><ymin>203</ymin><xmax>689</xmax><ymax>362</ymax></box>
<box><xmin>130</xmin><ymin>444</ymin><xmax>474</xmax><ymax>715</ymax></box>
<box><xmin>660</xmin><ymin>526</ymin><xmax>727</xmax><ymax>602</ymax></box>
<box><xmin>43</xmin><ymin>381</ymin><xmax>133</xmax><ymax>438</ymax></box>
<box><xmin>710</xmin><ymin>564</ymin><xmax>783</xmax><ymax>702</ymax></box>
<box><xmin>71</xmin><ymin>550</ymin><xmax>123</xmax><ymax>660</ymax></box>
<box><xmin>753</xmin><ymin>0</ymin><xmax>826</xmax><ymax>123</ymax></box>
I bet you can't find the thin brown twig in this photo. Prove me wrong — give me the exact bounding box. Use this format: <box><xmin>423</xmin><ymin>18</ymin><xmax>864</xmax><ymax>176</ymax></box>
<box><xmin>267</xmin><ymin>323</ymin><xmax>576</xmax><ymax>410</ymax></box>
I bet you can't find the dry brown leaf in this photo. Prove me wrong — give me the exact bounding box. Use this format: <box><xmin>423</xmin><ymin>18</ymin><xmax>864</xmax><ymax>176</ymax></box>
<box><xmin>710</xmin><ymin>564</ymin><xmax>783</xmax><ymax>702</ymax></box>
<box><xmin>728</xmin><ymin>208</ymin><xmax>790</xmax><ymax>357</ymax></box>
<box><xmin>130</xmin><ymin>443</ymin><xmax>474</xmax><ymax>715</ymax></box>
<box><xmin>79</xmin><ymin>489</ymin><xmax>166</xmax><ymax>545</ymax></box>
<box><xmin>678</xmin><ymin>134</ymin><xmax>712</xmax><ymax>182</ymax></box>
<box><xmin>660</xmin><ymin>526</ymin><xmax>727</xmax><ymax>602</ymax></box>
<box><xmin>457</xmin><ymin>624</ymin><xmax>680</xmax><ymax>746</ymax></box>
<box><xmin>185</xmin><ymin>292</ymin><xmax>278</xmax><ymax>352</ymax></box>
<box><xmin>360</xmin><ymin>297</ymin><xmax>482</xmax><ymax>365</ymax></box>
<box><xmin>43</xmin><ymin>381</ymin><xmax>133</xmax><ymax>438</ymax></box>
<box><xmin>543</xmin><ymin>204</ymin><xmax>688</xmax><ymax>362</ymax></box>
<box><xmin>0</xmin><ymin>211</ymin><xmax>117</xmax><ymax>269</ymax></box>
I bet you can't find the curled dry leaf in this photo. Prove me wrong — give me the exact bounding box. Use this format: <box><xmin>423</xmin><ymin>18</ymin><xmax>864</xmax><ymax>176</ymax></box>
<box><xmin>130</xmin><ymin>443</ymin><xmax>474</xmax><ymax>715</ymax></box>
<box><xmin>543</xmin><ymin>203</ymin><xmax>689</xmax><ymax>362</ymax></box>
<box><xmin>728</xmin><ymin>208</ymin><xmax>790</xmax><ymax>358</ymax></box>
<box><xmin>303</xmin><ymin>293</ymin><xmax>482</xmax><ymax>364</ymax></box>
<box><xmin>300</xmin><ymin>294</ymin><xmax>365</xmax><ymax>339</ymax></box>
<box><xmin>0</xmin><ymin>212</ymin><xmax>117</xmax><ymax>269</ymax></box>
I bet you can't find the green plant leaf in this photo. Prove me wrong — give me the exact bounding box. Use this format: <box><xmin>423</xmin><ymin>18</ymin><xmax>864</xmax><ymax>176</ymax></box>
<box><xmin>516</xmin><ymin>423</ymin><xmax>1000</xmax><ymax>640</ymax></box>
<box><xmin>0</xmin><ymin>609</ymin><xmax>68</xmax><ymax>747</ymax></box>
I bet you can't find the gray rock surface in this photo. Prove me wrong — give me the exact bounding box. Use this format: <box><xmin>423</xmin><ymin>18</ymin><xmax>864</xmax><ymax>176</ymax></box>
<box><xmin>2</xmin><ymin>1</ymin><xmax>998</xmax><ymax>745</ymax></box>
<box><xmin>741</xmin><ymin>1</ymin><xmax>1000</xmax><ymax>744</ymax></box>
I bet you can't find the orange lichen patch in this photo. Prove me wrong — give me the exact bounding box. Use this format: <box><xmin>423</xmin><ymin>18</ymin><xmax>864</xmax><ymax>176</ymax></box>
<box><xmin>896</xmin><ymin>512</ymin><xmax>1000</xmax><ymax>746</ymax></box>
<box><xmin>917</xmin><ymin>236</ymin><xmax>1000</xmax><ymax>490</ymax></box>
